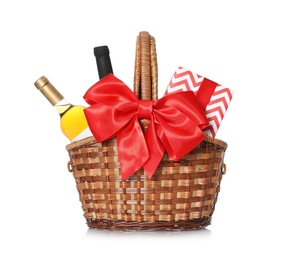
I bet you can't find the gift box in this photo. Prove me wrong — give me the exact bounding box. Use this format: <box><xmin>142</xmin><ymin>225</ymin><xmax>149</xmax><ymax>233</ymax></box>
<box><xmin>165</xmin><ymin>67</ymin><xmax>234</xmax><ymax>137</ymax></box>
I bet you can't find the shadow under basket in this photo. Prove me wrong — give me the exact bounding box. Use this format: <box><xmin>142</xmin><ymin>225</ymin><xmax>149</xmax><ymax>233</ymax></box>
<box><xmin>66</xmin><ymin>135</ymin><xmax>227</xmax><ymax>231</ymax></box>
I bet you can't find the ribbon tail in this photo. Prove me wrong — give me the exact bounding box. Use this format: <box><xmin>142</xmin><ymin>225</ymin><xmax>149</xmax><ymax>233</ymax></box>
<box><xmin>116</xmin><ymin>119</ymin><xmax>149</xmax><ymax>180</ymax></box>
<box><xmin>143</xmin><ymin>120</ymin><xmax>164</xmax><ymax>179</ymax></box>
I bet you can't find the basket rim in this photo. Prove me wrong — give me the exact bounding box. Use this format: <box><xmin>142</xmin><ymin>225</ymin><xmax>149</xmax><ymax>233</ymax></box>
<box><xmin>66</xmin><ymin>135</ymin><xmax>227</xmax><ymax>151</ymax></box>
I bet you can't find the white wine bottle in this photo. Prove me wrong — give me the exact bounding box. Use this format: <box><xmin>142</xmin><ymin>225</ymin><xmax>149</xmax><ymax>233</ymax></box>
<box><xmin>34</xmin><ymin>76</ymin><xmax>92</xmax><ymax>142</ymax></box>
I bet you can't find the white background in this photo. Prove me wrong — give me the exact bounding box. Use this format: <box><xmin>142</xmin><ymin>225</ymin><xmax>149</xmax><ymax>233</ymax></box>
<box><xmin>0</xmin><ymin>0</ymin><xmax>282</xmax><ymax>259</ymax></box>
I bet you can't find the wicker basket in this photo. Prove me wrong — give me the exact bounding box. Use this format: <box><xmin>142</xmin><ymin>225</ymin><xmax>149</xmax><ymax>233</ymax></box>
<box><xmin>66</xmin><ymin>31</ymin><xmax>228</xmax><ymax>231</ymax></box>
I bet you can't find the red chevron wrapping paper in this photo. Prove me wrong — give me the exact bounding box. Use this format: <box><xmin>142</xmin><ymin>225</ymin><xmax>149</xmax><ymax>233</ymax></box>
<box><xmin>165</xmin><ymin>67</ymin><xmax>234</xmax><ymax>137</ymax></box>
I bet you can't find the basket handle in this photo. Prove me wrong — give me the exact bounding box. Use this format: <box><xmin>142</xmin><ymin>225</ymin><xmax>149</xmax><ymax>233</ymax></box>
<box><xmin>134</xmin><ymin>31</ymin><xmax>158</xmax><ymax>100</ymax></box>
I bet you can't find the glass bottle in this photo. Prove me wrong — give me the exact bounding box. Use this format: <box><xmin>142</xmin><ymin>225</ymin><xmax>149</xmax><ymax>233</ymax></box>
<box><xmin>94</xmin><ymin>45</ymin><xmax>113</xmax><ymax>79</ymax></box>
<box><xmin>34</xmin><ymin>76</ymin><xmax>92</xmax><ymax>142</ymax></box>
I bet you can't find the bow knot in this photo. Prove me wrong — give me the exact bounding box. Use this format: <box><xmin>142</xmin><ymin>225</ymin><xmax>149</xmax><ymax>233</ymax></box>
<box><xmin>83</xmin><ymin>73</ymin><xmax>209</xmax><ymax>180</ymax></box>
<box><xmin>137</xmin><ymin>100</ymin><xmax>153</xmax><ymax>120</ymax></box>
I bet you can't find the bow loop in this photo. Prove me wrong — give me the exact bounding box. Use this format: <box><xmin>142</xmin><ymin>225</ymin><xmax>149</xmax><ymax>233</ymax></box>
<box><xmin>84</xmin><ymin>74</ymin><xmax>208</xmax><ymax>180</ymax></box>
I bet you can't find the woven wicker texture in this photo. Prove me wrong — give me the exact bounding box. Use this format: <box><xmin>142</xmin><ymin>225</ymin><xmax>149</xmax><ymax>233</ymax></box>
<box><xmin>66</xmin><ymin>31</ymin><xmax>228</xmax><ymax>231</ymax></box>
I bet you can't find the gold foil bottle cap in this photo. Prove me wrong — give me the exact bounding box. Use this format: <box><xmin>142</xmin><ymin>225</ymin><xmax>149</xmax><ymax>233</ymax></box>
<box><xmin>34</xmin><ymin>76</ymin><xmax>49</xmax><ymax>90</ymax></box>
<box><xmin>34</xmin><ymin>76</ymin><xmax>64</xmax><ymax>106</ymax></box>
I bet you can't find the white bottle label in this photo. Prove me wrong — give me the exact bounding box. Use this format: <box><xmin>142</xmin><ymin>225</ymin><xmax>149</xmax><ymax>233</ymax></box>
<box><xmin>71</xmin><ymin>127</ymin><xmax>93</xmax><ymax>142</ymax></box>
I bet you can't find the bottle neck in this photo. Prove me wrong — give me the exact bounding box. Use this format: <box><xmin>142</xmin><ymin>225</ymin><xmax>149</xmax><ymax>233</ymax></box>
<box><xmin>54</xmin><ymin>99</ymin><xmax>74</xmax><ymax>117</ymax></box>
<box><xmin>34</xmin><ymin>76</ymin><xmax>74</xmax><ymax>117</ymax></box>
<box><xmin>94</xmin><ymin>46</ymin><xmax>113</xmax><ymax>79</ymax></box>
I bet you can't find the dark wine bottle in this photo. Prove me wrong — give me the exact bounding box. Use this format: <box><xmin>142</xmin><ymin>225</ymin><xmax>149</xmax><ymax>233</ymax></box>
<box><xmin>93</xmin><ymin>45</ymin><xmax>113</xmax><ymax>79</ymax></box>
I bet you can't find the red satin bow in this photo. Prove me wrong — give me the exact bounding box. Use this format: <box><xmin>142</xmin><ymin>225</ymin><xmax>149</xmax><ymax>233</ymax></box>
<box><xmin>83</xmin><ymin>74</ymin><xmax>209</xmax><ymax>180</ymax></box>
